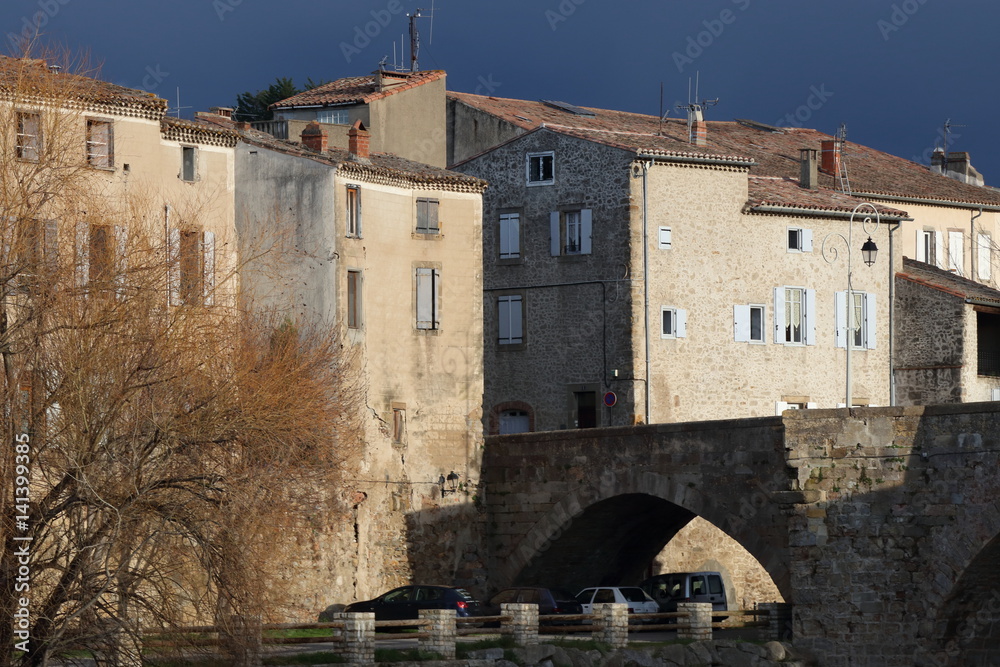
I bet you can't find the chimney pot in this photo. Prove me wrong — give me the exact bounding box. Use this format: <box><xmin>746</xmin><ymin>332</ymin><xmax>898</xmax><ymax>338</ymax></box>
<box><xmin>210</xmin><ymin>106</ymin><xmax>234</xmax><ymax>119</ymax></box>
<box><xmin>348</xmin><ymin>119</ymin><xmax>370</xmax><ymax>159</ymax></box>
<box><xmin>301</xmin><ymin>121</ymin><xmax>329</xmax><ymax>153</ymax></box>
<box><xmin>800</xmin><ymin>148</ymin><xmax>819</xmax><ymax>189</ymax></box>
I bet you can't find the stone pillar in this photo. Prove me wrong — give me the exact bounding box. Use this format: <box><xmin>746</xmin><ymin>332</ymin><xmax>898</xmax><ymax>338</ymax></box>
<box><xmin>342</xmin><ymin>612</ymin><xmax>375</xmax><ymax>664</ymax></box>
<box><xmin>678</xmin><ymin>602</ymin><xmax>712</xmax><ymax>641</ymax></box>
<box><xmin>760</xmin><ymin>602</ymin><xmax>794</xmax><ymax>641</ymax></box>
<box><xmin>502</xmin><ymin>602</ymin><xmax>539</xmax><ymax>646</ymax></box>
<box><xmin>592</xmin><ymin>603</ymin><xmax>628</xmax><ymax>649</ymax></box>
<box><xmin>419</xmin><ymin>609</ymin><xmax>456</xmax><ymax>660</ymax></box>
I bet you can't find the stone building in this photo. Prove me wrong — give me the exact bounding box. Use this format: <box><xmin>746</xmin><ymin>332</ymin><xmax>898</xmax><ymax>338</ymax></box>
<box><xmin>196</xmin><ymin>110</ymin><xmax>488</xmax><ymax>615</ymax></box>
<box><xmin>895</xmin><ymin>257</ymin><xmax>1000</xmax><ymax>404</ymax></box>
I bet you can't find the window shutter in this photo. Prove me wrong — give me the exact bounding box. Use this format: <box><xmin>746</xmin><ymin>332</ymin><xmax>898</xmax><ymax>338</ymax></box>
<box><xmin>416</xmin><ymin>268</ymin><xmax>439</xmax><ymax>329</ymax></box>
<box><xmin>801</xmin><ymin>229</ymin><xmax>813</xmax><ymax>252</ymax></box>
<box><xmin>775</xmin><ymin>401</ymin><xmax>789</xmax><ymax>415</ymax></box>
<box><xmin>992</xmin><ymin>388</ymin><xmax>1000</xmax><ymax>401</ymax></box>
<box><xmin>915</xmin><ymin>229</ymin><xmax>926</xmax><ymax>262</ymax></box>
<box><xmin>658</xmin><ymin>226</ymin><xmax>672</xmax><ymax>249</ymax></box>
<box><xmin>167</xmin><ymin>227</ymin><xmax>180</xmax><ymax>306</ymax></box>
<box><xmin>580</xmin><ymin>209</ymin><xmax>592</xmax><ymax>255</ymax></box>
<box><xmin>42</xmin><ymin>220</ymin><xmax>58</xmax><ymax>274</ymax></box>
<box><xmin>355</xmin><ymin>189</ymin><xmax>362</xmax><ymax>237</ymax></box>
<box><xmin>835</xmin><ymin>291</ymin><xmax>846</xmax><ymax>348</ymax></box>
<box><xmin>734</xmin><ymin>305</ymin><xmax>749</xmax><ymax>342</ymax></box>
<box><xmin>864</xmin><ymin>292</ymin><xmax>877</xmax><ymax>349</ymax></box>
<box><xmin>114</xmin><ymin>225</ymin><xmax>127</xmax><ymax>296</ymax></box>
<box><xmin>773</xmin><ymin>288</ymin><xmax>785</xmax><ymax>344</ymax></box>
<box><xmin>550</xmin><ymin>212</ymin><xmax>560</xmax><ymax>256</ymax></box>
<box><xmin>978</xmin><ymin>233</ymin><xmax>992</xmax><ymax>281</ymax></box>
<box><xmin>804</xmin><ymin>289</ymin><xmax>816</xmax><ymax>345</ymax></box>
<box><xmin>806</xmin><ymin>402</ymin><xmax>818</xmax><ymax>409</ymax></box>
<box><xmin>510</xmin><ymin>297</ymin><xmax>522</xmax><ymax>341</ymax></box>
<box><xmin>675</xmin><ymin>309</ymin><xmax>687</xmax><ymax>338</ymax></box>
<box><xmin>948</xmin><ymin>231</ymin><xmax>964</xmax><ymax>274</ymax></box>
<box><xmin>498</xmin><ymin>297</ymin><xmax>510</xmax><ymax>342</ymax></box>
<box><xmin>75</xmin><ymin>221</ymin><xmax>89</xmax><ymax>287</ymax></box>
<box><xmin>203</xmin><ymin>230</ymin><xmax>216</xmax><ymax>306</ymax></box>
<box><xmin>934</xmin><ymin>231</ymin><xmax>944</xmax><ymax>268</ymax></box>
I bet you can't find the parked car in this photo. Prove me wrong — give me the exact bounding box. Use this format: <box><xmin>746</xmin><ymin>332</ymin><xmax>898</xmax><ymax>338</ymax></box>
<box><xmin>575</xmin><ymin>586</ymin><xmax>659</xmax><ymax>618</ymax></box>
<box><xmin>343</xmin><ymin>585</ymin><xmax>482</xmax><ymax>620</ymax></box>
<box><xmin>639</xmin><ymin>571</ymin><xmax>728</xmax><ymax>619</ymax></box>
<box><xmin>481</xmin><ymin>587</ymin><xmax>584</xmax><ymax>625</ymax></box>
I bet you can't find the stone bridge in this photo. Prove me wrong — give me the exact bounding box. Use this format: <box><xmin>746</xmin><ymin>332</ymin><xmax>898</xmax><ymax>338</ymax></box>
<box><xmin>480</xmin><ymin>402</ymin><xmax>1000</xmax><ymax>667</ymax></box>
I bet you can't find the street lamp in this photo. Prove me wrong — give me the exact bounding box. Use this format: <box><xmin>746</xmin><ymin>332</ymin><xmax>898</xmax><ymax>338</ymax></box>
<box><xmin>438</xmin><ymin>471</ymin><xmax>460</xmax><ymax>496</ymax></box>
<box><xmin>822</xmin><ymin>202</ymin><xmax>881</xmax><ymax>408</ymax></box>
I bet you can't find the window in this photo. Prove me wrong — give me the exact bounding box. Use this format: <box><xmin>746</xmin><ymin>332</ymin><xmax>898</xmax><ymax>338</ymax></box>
<box><xmin>776</xmin><ymin>400</ymin><xmax>817</xmax><ymax>414</ymax></box>
<box><xmin>181</xmin><ymin>146</ymin><xmax>196</xmax><ymax>182</ymax></box>
<box><xmin>549</xmin><ymin>209</ymin><xmax>592</xmax><ymax>256</ymax></box>
<box><xmin>416</xmin><ymin>198</ymin><xmax>439</xmax><ymax>234</ymax></box>
<box><xmin>12</xmin><ymin>219</ymin><xmax>57</xmax><ymax>291</ymax></box>
<box><xmin>574</xmin><ymin>391</ymin><xmax>597</xmax><ymax>428</ymax></box>
<box><xmin>317</xmin><ymin>109</ymin><xmax>350</xmax><ymax>124</ymax></box>
<box><xmin>734</xmin><ymin>304</ymin><xmax>765</xmax><ymax>343</ymax></box>
<box><xmin>499</xmin><ymin>409</ymin><xmax>530</xmax><ymax>434</ymax></box>
<box><xmin>16</xmin><ymin>111</ymin><xmax>40</xmax><ymax>161</ymax></box>
<box><xmin>774</xmin><ymin>287</ymin><xmax>815</xmax><ymax>345</ymax></box>
<box><xmin>86</xmin><ymin>119</ymin><xmax>113</xmax><ymax>169</ymax></box>
<box><xmin>345</xmin><ymin>185</ymin><xmax>361</xmax><ymax>237</ymax></box>
<box><xmin>498</xmin><ymin>294</ymin><xmax>523</xmax><ymax>345</ymax></box>
<box><xmin>835</xmin><ymin>291</ymin><xmax>876</xmax><ymax>350</ymax></box>
<box><xmin>499</xmin><ymin>212</ymin><xmax>520</xmax><ymax>259</ymax></box>
<box><xmin>660</xmin><ymin>306</ymin><xmax>687</xmax><ymax>338</ymax></box>
<box><xmin>526</xmin><ymin>151</ymin><xmax>554</xmax><ymax>185</ymax></box>
<box><xmin>415</xmin><ymin>267</ymin><xmax>440</xmax><ymax>330</ymax></box>
<box><xmin>948</xmin><ymin>231</ymin><xmax>964</xmax><ymax>274</ymax></box>
<box><xmin>977</xmin><ymin>311</ymin><xmax>1000</xmax><ymax>377</ymax></box>
<box><xmin>978</xmin><ymin>233</ymin><xmax>993</xmax><ymax>281</ymax></box>
<box><xmin>347</xmin><ymin>270</ymin><xmax>362</xmax><ymax>329</ymax></box>
<box><xmin>392</xmin><ymin>406</ymin><xmax>405</xmax><ymax>443</ymax></box>
<box><xmin>658</xmin><ymin>226</ymin><xmax>672</xmax><ymax>250</ymax></box>
<box><xmin>167</xmin><ymin>228</ymin><xmax>216</xmax><ymax>306</ymax></box>
<box><xmin>916</xmin><ymin>229</ymin><xmax>941</xmax><ymax>267</ymax></box>
<box><xmin>75</xmin><ymin>222</ymin><xmax>126</xmax><ymax>293</ymax></box>
<box><xmin>787</xmin><ymin>227</ymin><xmax>813</xmax><ymax>252</ymax></box>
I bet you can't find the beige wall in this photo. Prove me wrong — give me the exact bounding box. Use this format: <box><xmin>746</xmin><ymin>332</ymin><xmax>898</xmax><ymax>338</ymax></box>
<box><xmin>894</xmin><ymin>200</ymin><xmax>1000</xmax><ymax>286</ymax></box>
<box><xmin>370</xmin><ymin>76</ymin><xmax>447</xmax><ymax>167</ymax></box>
<box><xmin>633</xmin><ymin>162</ymin><xmax>895</xmax><ymax>423</ymax></box>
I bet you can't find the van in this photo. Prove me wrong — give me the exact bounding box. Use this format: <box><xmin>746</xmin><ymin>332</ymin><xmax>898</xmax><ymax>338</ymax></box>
<box><xmin>639</xmin><ymin>571</ymin><xmax>728</xmax><ymax>617</ymax></box>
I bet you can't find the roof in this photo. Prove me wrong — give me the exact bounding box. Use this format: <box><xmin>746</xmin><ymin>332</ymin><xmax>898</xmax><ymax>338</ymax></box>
<box><xmin>898</xmin><ymin>257</ymin><xmax>1000</xmax><ymax>305</ymax></box>
<box><xmin>196</xmin><ymin>113</ymin><xmax>485</xmax><ymax>193</ymax></box>
<box><xmin>162</xmin><ymin>116</ymin><xmax>239</xmax><ymax>148</ymax></box>
<box><xmin>746</xmin><ymin>177</ymin><xmax>908</xmax><ymax>219</ymax></box>
<box><xmin>0</xmin><ymin>56</ymin><xmax>165</xmax><ymax>120</ymax></box>
<box><xmin>448</xmin><ymin>92</ymin><xmax>1000</xmax><ymax>210</ymax></box>
<box><xmin>272</xmin><ymin>70</ymin><xmax>445</xmax><ymax>110</ymax></box>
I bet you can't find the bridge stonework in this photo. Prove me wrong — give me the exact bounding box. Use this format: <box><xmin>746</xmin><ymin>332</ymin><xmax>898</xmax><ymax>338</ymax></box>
<box><xmin>482</xmin><ymin>402</ymin><xmax>1000</xmax><ymax>667</ymax></box>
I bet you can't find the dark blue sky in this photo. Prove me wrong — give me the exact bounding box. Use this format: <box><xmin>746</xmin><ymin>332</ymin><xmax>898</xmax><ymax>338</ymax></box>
<box><xmin>5</xmin><ymin>0</ymin><xmax>998</xmax><ymax>181</ymax></box>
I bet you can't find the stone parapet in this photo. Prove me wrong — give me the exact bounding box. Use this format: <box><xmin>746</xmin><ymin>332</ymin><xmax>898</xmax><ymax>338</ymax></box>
<box><xmin>341</xmin><ymin>612</ymin><xmax>375</xmax><ymax>664</ymax></box>
<box><xmin>678</xmin><ymin>602</ymin><xmax>713</xmax><ymax>641</ymax></box>
<box><xmin>501</xmin><ymin>602</ymin><xmax>539</xmax><ymax>646</ymax></box>
<box><xmin>759</xmin><ymin>602</ymin><xmax>794</xmax><ymax>641</ymax></box>
<box><xmin>592</xmin><ymin>603</ymin><xmax>628</xmax><ymax>649</ymax></box>
<box><xmin>419</xmin><ymin>609</ymin><xmax>457</xmax><ymax>659</ymax></box>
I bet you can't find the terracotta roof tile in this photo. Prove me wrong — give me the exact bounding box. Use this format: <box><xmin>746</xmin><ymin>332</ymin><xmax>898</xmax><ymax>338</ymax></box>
<box><xmin>898</xmin><ymin>257</ymin><xmax>1000</xmax><ymax>304</ymax></box>
<box><xmin>448</xmin><ymin>92</ymin><xmax>1000</xmax><ymax>209</ymax></box>
<box><xmin>272</xmin><ymin>70</ymin><xmax>445</xmax><ymax>109</ymax></box>
<box><xmin>746</xmin><ymin>177</ymin><xmax>909</xmax><ymax>218</ymax></box>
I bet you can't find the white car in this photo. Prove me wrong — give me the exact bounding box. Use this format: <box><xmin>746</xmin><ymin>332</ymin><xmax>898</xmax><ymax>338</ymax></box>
<box><xmin>575</xmin><ymin>586</ymin><xmax>659</xmax><ymax>616</ymax></box>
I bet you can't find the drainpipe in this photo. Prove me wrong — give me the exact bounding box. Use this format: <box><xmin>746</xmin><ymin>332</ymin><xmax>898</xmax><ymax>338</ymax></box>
<box><xmin>641</xmin><ymin>161</ymin><xmax>651</xmax><ymax>424</ymax></box>
<box><xmin>889</xmin><ymin>220</ymin><xmax>900</xmax><ymax>406</ymax></box>
<box><xmin>971</xmin><ymin>207</ymin><xmax>983</xmax><ymax>280</ymax></box>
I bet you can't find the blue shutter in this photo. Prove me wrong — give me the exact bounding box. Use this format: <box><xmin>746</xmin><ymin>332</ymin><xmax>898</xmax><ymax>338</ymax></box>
<box><xmin>550</xmin><ymin>212</ymin><xmax>560</xmax><ymax>256</ymax></box>
<box><xmin>865</xmin><ymin>293</ymin><xmax>877</xmax><ymax>349</ymax></box>
<box><xmin>580</xmin><ymin>209</ymin><xmax>592</xmax><ymax>255</ymax></box>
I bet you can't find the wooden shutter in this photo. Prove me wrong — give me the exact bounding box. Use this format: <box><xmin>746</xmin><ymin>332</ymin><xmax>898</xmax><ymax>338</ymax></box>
<box><xmin>114</xmin><ymin>225</ymin><xmax>127</xmax><ymax>296</ymax></box>
<box><xmin>934</xmin><ymin>231</ymin><xmax>944</xmax><ymax>268</ymax></box>
<box><xmin>804</xmin><ymin>289</ymin><xmax>816</xmax><ymax>345</ymax></box>
<box><xmin>835</xmin><ymin>291</ymin><xmax>847</xmax><ymax>348</ymax></box>
<box><xmin>550</xmin><ymin>212</ymin><xmax>560</xmax><ymax>256</ymax></box>
<box><xmin>416</xmin><ymin>268</ymin><xmax>439</xmax><ymax>329</ymax></box>
<box><xmin>167</xmin><ymin>227</ymin><xmax>180</xmax><ymax>306</ymax></box>
<box><xmin>978</xmin><ymin>233</ymin><xmax>992</xmax><ymax>281</ymax></box>
<box><xmin>734</xmin><ymin>305</ymin><xmax>749</xmax><ymax>342</ymax></box>
<box><xmin>773</xmin><ymin>288</ymin><xmax>785</xmax><ymax>344</ymax></box>
<box><xmin>675</xmin><ymin>309</ymin><xmax>687</xmax><ymax>338</ymax></box>
<box><xmin>915</xmin><ymin>229</ymin><xmax>926</xmax><ymax>262</ymax></box>
<box><xmin>580</xmin><ymin>209</ymin><xmax>592</xmax><ymax>255</ymax></box>
<box><xmin>864</xmin><ymin>292</ymin><xmax>877</xmax><ymax>349</ymax></box>
<box><xmin>42</xmin><ymin>220</ymin><xmax>58</xmax><ymax>275</ymax></box>
<box><xmin>801</xmin><ymin>228</ymin><xmax>813</xmax><ymax>252</ymax></box>
<box><xmin>74</xmin><ymin>221</ymin><xmax>89</xmax><ymax>287</ymax></box>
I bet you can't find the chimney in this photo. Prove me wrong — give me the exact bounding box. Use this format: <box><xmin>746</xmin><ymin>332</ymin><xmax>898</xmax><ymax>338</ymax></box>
<box><xmin>348</xmin><ymin>119</ymin><xmax>370</xmax><ymax>159</ymax></box>
<box><xmin>686</xmin><ymin>105</ymin><xmax>707</xmax><ymax>147</ymax></box>
<box><xmin>301</xmin><ymin>121</ymin><xmax>328</xmax><ymax>153</ymax></box>
<box><xmin>210</xmin><ymin>106</ymin><xmax>234</xmax><ymax>119</ymax></box>
<box><xmin>820</xmin><ymin>139</ymin><xmax>840</xmax><ymax>175</ymax></box>
<box><xmin>800</xmin><ymin>148</ymin><xmax>819</xmax><ymax>189</ymax></box>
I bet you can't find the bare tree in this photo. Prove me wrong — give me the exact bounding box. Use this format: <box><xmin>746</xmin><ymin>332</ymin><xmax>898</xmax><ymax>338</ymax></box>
<box><xmin>0</xmin><ymin>53</ymin><xmax>360</xmax><ymax>666</ymax></box>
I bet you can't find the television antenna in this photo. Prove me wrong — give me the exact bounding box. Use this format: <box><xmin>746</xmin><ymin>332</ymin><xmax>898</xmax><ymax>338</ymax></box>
<box><xmin>941</xmin><ymin>118</ymin><xmax>966</xmax><ymax>155</ymax></box>
<box><xmin>408</xmin><ymin>1</ymin><xmax>435</xmax><ymax>73</ymax></box>
<box><xmin>170</xmin><ymin>87</ymin><xmax>191</xmax><ymax>119</ymax></box>
<box><xmin>675</xmin><ymin>73</ymin><xmax>718</xmax><ymax>143</ymax></box>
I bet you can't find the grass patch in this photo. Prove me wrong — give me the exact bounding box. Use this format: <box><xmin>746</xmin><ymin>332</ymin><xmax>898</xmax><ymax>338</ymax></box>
<box><xmin>264</xmin><ymin>628</ymin><xmax>337</xmax><ymax>639</ymax></box>
<box><xmin>374</xmin><ymin>648</ymin><xmax>443</xmax><ymax>662</ymax></box>
<box><xmin>265</xmin><ymin>651</ymin><xmax>346</xmax><ymax>665</ymax></box>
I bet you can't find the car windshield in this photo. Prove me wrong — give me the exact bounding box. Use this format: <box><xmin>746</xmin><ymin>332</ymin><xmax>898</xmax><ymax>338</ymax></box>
<box><xmin>575</xmin><ymin>590</ymin><xmax>593</xmax><ymax>604</ymax></box>
<box><xmin>619</xmin><ymin>587</ymin><xmax>651</xmax><ymax>602</ymax></box>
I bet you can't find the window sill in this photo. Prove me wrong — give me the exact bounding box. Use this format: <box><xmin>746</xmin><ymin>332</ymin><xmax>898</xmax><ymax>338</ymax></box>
<box><xmin>412</xmin><ymin>231</ymin><xmax>443</xmax><ymax>240</ymax></box>
<box><xmin>497</xmin><ymin>257</ymin><xmax>523</xmax><ymax>266</ymax></box>
<box><xmin>526</xmin><ymin>180</ymin><xmax>554</xmax><ymax>187</ymax></box>
<box><xmin>414</xmin><ymin>328</ymin><xmax>441</xmax><ymax>335</ymax></box>
<box><xmin>498</xmin><ymin>341</ymin><xmax>526</xmax><ymax>351</ymax></box>
<box><xmin>87</xmin><ymin>164</ymin><xmax>116</xmax><ymax>172</ymax></box>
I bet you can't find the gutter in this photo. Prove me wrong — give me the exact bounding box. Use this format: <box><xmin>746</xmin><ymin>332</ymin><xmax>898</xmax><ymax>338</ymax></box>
<box><xmin>750</xmin><ymin>205</ymin><xmax>912</xmax><ymax>223</ymax></box>
<box><xmin>852</xmin><ymin>192</ymin><xmax>1000</xmax><ymax>213</ymax></box>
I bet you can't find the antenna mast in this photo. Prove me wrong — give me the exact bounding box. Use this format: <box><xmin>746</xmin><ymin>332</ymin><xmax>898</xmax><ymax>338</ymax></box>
<box><xmin>675</xmin><ymin>73</ymin><xmax>718</xmax><ymax>144</ymax></box>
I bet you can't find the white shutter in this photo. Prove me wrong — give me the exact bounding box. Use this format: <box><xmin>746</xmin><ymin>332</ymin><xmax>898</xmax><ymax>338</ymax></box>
<box><xmin>114</xmin><ymin>225</ymin><xmax>127</xmax><ymax>296</ymax></box>
<box><xmin>807</xmin><ymin>402</ymin><xmax>818</xmax><ymax>409</ymax></box>
<box><xmin>75</xmin><ymin>221</ymin><xmax>89</xmax><ymax>287</ymax></box>
<box><xmin>915</xmin><ymin>229</ymin><xmax>926</xmax><ymax>262</ymax></box>
<box><xmin>675</xmin><ymin>309</ymin><xmax>687</xmax><ymax>338</ymax></box>
<box><xmin>550</xmin><ymin>211</ymin><xmax>560</xmax><ymax>256</ymax></box>
<box><xmin>773</xmin><ymin>288</ymin><xmax>785</xmax><ymax>344</ymax></box>
<box><xmin>203</xmin><ymin>230</ymin><xmax>216</xmax><ymax>306</ymax></box>
<box><xmin>804</xmin><ymin>289</ymin><xmax>816</xmax><ymax>346</ymax></box>
<box><xmin>864</xmin><ymin>292</ymin><xmax>877</xmax><ymax>349</ymax></box>
<box><xmin>978</xmin><ymin>233</ymin><xmax>992</xmax><ymax>281</ymax></box>
<box><xmin>658</xmin><ymin>226</ymin><xmax>672</xmax><ymax>249</ymax></box>
<box><xmin>801</xmin><ymin>228</ymin><xmax>813</xmax><ymax>252</ymax></box>
<box><xmin>835</xmin><ymin>291</ymin><xmax>846</xmax><ymax>348</ymax></box>
<box><xmin>355</xmin><ymin>189</ymin><xmax>362</xmax><ymax>238</ymax></box>
<box><xmin>992</xmin><ymin>388</ymin><xmax>1000</xmax><ymax>401</ymax></box>
<box><xmin>416</xmin><ymin>268</ymin><xmax>432</xmax><ymax>328</ymax></box>
<box><xmin>775</xmin><ymin>401</ymin><xmax>789</xmax><ymax>415</ymax></box>
<box><xmin>949</xmin><ymin>231</ymin><xmax>964</xmax><ymax>274</ymax></box>
<box><xmin>167</xmin><ymin>227</ymin><xmax>180</xmax><ymax>306</ymax></box>
<box><xmin>934</xmin><ymin>231</ymin><xmax>944</xmax><ymax>268</ymax></box>
<box><xmin>579</xmin><ymin>209</ymin><xmax>592</xmax><ymax>255</ymax></box>
<box><xmin>734</xmin><ymin>305</ymin><xmax>749</xmax><ymax>342</ymax></box>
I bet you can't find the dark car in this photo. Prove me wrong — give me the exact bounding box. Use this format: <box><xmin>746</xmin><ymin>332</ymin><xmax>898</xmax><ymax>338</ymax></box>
<box><xmin>482</xmin><ymin>587</ymin><xmax>584</xmax><ymax>625</ymax></box>
<box><xmin>343</xmin><ymin>585</ymin><xmax>482</xmax><ymax>620</ymax></box>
